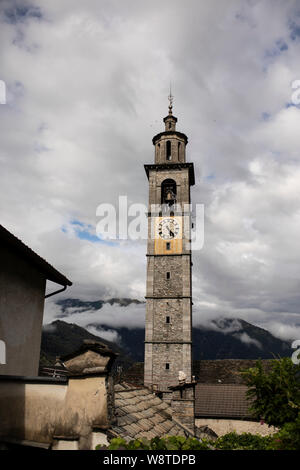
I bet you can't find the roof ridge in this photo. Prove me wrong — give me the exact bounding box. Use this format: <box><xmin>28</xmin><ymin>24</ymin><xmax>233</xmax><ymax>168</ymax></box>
<box><xmin>0</xmin><ymin>224</ymin><xmax>71</xmax><ymax>286</ymax></box>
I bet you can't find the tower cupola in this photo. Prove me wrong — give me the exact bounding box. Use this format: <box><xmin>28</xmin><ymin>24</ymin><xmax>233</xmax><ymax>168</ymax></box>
<box><xmin>153</xmin><ymin>93</ymin><xmax>188</xmax><ymax>165</ymax></box>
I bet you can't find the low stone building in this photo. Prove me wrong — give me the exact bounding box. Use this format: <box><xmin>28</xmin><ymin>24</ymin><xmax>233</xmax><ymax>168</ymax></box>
<box><xmin>122</xmin><ymin>359</ymin><xmax>278</xmax><ymax>437</ymax></box>
<box><xmin>0</xmin><ymin>341</ymin><xmax>117</xmax><ymax>449</ymax></box>
<box><xmin>0</xmin><ymin>340</ymin><xmax>216</xmax><ymax>450</ymax></box>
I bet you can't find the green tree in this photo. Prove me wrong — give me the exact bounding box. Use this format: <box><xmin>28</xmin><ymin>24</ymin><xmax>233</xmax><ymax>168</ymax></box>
<box><xmin>271</xmin><ymin>413</ymin><xmax>300</xmax><ymax>450</ymax></box>
<box><xmin>241</xmin><ymin>357</ymin><xmax>300</xmax><ymax>427</ymax></box>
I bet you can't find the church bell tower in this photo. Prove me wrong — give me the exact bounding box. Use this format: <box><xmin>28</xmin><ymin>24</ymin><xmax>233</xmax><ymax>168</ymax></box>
<box><xmin>144</xmin><ymin>94</ymin><xmax>195</xmax><ymax>399</ymax></box>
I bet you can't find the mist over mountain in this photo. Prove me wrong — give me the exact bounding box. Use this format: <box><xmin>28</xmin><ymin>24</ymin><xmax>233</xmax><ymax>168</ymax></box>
<box><xmin>40</xmin><ymin>319</ymin><xmax>134</xmax><ymax>371</ymax></box>
<box><xmin>41</xmin><ymin>298</ymin><xmax>292</xmax><ymax>366</ymax></box>
<box><xmin>55</xmin><ymin>297</ymin><xmax>144</xmax><ymax>317</ymax></box>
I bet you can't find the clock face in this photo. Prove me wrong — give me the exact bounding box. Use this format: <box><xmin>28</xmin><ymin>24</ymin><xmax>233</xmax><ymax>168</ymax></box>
<box><xmin>158</xmin><ymin>218</ymin><xmax>180</xmax><ymax>240</ymax></box>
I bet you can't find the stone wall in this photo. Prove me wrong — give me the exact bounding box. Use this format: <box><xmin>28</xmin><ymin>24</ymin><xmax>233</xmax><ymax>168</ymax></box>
<box><xmin>170</xmin><ymin>384</ymin><xmax>195</xmax><ymax>432</ymax></box>
<box><xmin>193</xmin><ymin>359</ymin><xmax>275</xmax><ymax>384</ymax></box>
<box><xmin>127</xmin><ymin>359</ymin><xmax>276</xmax><ymax>388</ymax></box>
<box><xmin>0</xmin><ymin>375</ymin><xmax>109</xmax><ymax>450</ymax></box>
<box><xmin>0</xmin><ymin>247</ymin><xmax>46</xmax><ymax>376</ymax></box>
<box><xmin>195</xmin><ymin>418</ymin><xmax>278</xmax><ymax>437</ymax></box>
<box><xmin>155</xmin><ymin>134</ymin><xmax>186</xmax><ymax>164</ymax></box>
<box><xmin>150</xmin><ymin>343</ymin><xmax>192</xmax><ymax>391</ymax></box>
<box><xmin>144</xmin><ymin>296</ymin><xmax>192</xmax><ymax>390</ymax></box>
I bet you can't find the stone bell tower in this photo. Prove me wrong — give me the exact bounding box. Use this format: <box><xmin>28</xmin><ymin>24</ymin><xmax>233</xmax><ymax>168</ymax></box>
<box><xmin>144</xmin><ymin>94</ymin><xmax>195</xmax><ymax>400</ymax></box>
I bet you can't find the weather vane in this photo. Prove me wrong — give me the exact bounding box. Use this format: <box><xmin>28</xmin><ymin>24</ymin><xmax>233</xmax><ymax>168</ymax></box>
<box><xmin>168</xmin><ymin>82</ymin><xmax>174</xmax><ymax>114</ymax></box>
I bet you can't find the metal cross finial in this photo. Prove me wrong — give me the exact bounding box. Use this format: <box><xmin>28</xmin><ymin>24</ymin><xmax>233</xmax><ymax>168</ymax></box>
<box><xmin>168</xmin><ymin>82</ymin><xmax>173</xmax><ymax>114</ymax></box>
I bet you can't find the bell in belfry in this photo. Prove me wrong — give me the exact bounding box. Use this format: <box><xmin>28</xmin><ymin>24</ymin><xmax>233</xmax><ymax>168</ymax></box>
<box><xmin>166</xmin><ymin>190</ymin><xmax>173</xmax><ymax>201</ymax></box>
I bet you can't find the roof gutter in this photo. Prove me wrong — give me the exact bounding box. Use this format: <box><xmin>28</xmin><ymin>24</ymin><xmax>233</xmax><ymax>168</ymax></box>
<box><xmin>45</xmin><ymin>285</ymin><xmax>67</xmax><ymax>299</ymax></box>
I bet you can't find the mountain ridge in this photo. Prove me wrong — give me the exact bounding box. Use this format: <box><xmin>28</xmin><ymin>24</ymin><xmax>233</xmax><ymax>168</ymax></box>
<box><xmin>41</xmin><ymin>297</ymin><xmax>292</xmax><ymax>367</ymax></box>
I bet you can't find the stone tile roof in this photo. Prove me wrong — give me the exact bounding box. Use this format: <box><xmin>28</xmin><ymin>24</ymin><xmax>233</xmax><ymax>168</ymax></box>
<box><xmin>111</xmin><ymin>383</ymin><xmax>191</xmax><ymax>441</ymax></box>
<box><xmin>195</xmin><ymin>384</ymin><xmax>254</xmax><ymax>419</ymax></box>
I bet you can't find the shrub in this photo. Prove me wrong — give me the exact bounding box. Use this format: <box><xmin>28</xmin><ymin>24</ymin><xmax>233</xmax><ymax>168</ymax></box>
<box><xmin>213</xmin><ymin>432</ymin><xmax>274</xmax><ymax>450</ymax></box>
<box><xmin>270</xmin><ymin>413</ymin><xmax>300</xmax><ymax>450</ymax></box>
<box><xmin>96</xmin><ymin>428</ymin><xmax>300</xmax><ymax>451</ymax></box>
<box><xmin>96</xmin><ymin>435</ymin><xmax>211</xmax><ymax>450</ymax></box>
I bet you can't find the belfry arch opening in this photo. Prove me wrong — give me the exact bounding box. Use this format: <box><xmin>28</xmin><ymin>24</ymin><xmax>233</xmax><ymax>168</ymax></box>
<box><xmin>161</xmin><ymin>178</ymin><xmax>176</xmax><ymax>206</ymax></box>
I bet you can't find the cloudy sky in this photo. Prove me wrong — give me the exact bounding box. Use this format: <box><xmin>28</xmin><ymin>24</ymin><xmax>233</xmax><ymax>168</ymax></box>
<box><xmin>1</xmin><ymin>0</ymin><xmax>300</xmax><ymax>342</ymax></box>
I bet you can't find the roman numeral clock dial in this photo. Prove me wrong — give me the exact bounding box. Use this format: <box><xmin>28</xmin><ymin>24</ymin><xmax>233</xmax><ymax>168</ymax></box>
<box><xmin>154</xmin><ymin>216</ymin><xmax>182</xmax><ymax>254</ymax></box>
<box><xmin>158</xmin><ymin>218</ymin><xmax>180</xmax><ymax>240</ymax></box>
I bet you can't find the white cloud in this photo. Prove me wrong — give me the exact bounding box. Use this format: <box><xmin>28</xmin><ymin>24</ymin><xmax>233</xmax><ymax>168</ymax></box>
<box><xmin>234</xmin><ymin>332</ymin><xmax>262</xmax><ymax>349</ymax></box>
<box><xmin>261</xmin><ymin>321</ymin><xmax>300</xmax><ymax>343</ymax></box>
<box><xmin>85</xmin><ymin>325</ymin><xmax>121</xmax><ymax>344</ymax></box>
<box><xmin>42</xmin><ymin>322</ymin><xmax>58</xmax><ymax>333</ymax></box>
<box><xmin>2</xmin><ymin>0</ymin><xmax>300</xmax><ymax>341</ymax></box>
<box><xmin>44</xmin><ymin>301</ymin><xmax>146</xmax><ymax>329</ymax></box>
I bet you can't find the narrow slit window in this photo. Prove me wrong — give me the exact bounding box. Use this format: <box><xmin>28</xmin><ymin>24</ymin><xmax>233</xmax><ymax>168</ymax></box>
<box><xmin>166</xmin><ymin>141</ymin><xmax>171</xmax><ymax>161</ymax></box>
<box><xmin>166</xmin><ymin>272</ymin><xmax>170</xmax><ymax>280</ymax></box>
<box><xmin>166</xmin><ymin>316</ymin><xmax>170</xmax><ymax>324</ymax></box>
<box><xmin>166</xmin><ymin>242</ymin><xmax>171</xmax><ymax>250</ymax></box>
<box><xmin>166</xmin><ymin>363</ymin><xmax>170</xmax><ymax>370</ymax></box>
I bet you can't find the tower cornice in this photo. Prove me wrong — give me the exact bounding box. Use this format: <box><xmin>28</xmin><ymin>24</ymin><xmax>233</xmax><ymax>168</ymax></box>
<box><xmin>152</xmin><ymin>130</ymin><xmax>188</xmax><ymax>145</ymax></box>
<box><xmin>144</xmin><ymin>162</ymin><xmax>195</xmax><ymax>185</ymax></box>
<box><xmin>163</xmin><ymin>114</ymin><xmax>177</xmax><ymax>123</ymax></box>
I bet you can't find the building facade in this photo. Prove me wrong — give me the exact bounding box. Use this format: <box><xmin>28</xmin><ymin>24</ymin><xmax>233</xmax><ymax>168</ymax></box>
<box><xmin>144</xmin><ymin>98</ymin><xmax>195</xmax><ymax>398</ymax></box>
<box><xmin>0</xmin><ymin>224</ymin><xmax>72</xmax><ymax>376</ymax></box>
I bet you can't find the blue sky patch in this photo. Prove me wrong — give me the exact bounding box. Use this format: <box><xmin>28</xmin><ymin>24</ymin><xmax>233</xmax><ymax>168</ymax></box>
<box><xmin>289</xmin><ymin>19</ymin><xmax>300</xmax><ymax>41</ymax></box>
<box><xmin>3</xmin><ymin>4</ymin><xmax>42</xmax><ymax>24</ymax></box>
<box><xmin>65</xmin><ymin>220</ymin><xmax>117</xmax><ymax>246</ymax></box>
<box><xmin>264</xmin><ymin>38</ymin><xmax>288</xmax><ymax>60</ymax></box>
<box><xmin>262</xmin><ymin>112</ymin><xmax>270</xmax><ymax>121</ymax></box>
<box><xmin>70</xmin><ymin>219</ymin><xmax>86</xmax><ymax>228</ymax></box>
<box><xmin>285</xmin><ymin>102</ymin><xmax>298</xmax><ymax>108</ymax></box>
<box><xmin>75</xmin><ymin>230</ymin><xmax>101</xmax><ymax>243</ymax></box>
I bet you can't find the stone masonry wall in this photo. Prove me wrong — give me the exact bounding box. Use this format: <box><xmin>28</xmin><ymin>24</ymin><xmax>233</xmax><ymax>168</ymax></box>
<box><xmin>153</xmin><ymin>256</ymin><xmax>183</xmax><ymax>297</ymax></box>
<box><xmin>151</xmin><ymin>343</ymin><xmax>192</xmax><ymax>391</ymax></box>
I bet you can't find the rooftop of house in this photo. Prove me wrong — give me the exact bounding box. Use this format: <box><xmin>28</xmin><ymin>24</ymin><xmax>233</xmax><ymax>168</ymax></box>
<box><xmin>110</xmin><ymin>382</ymin><xmax>194</xmax><ymax>442</ymax></box>
<box><xmin>122</xmin><ymin>359</ymin><xmax>275</xmax><ymax>421</ymax></box>
<box><xmin>195</xmin><ymin>384</ymin><xmax>253</xmax><ymax>419</ymax></box>
<box><xmin>0</xmin><ymin>224</ymin><xmax>72</xmax><ymax>286</ymax></box>
<box><xmin>61</xmin><ymin>340</ymin><xmax>117</xmax><ymax>376</ymax></box>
